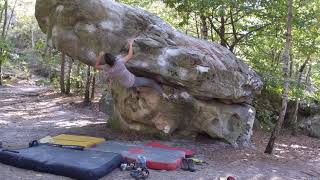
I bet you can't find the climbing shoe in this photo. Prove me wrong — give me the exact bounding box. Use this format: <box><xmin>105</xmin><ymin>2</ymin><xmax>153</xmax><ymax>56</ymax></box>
<box><xmin>187</xmin><ymin>158</ymin><xmax>196</xmax><ymax>172</ymax></box>
<box><xmin>181</xmin><ymin>158</ymin><xmax>196</xmax><ymax>172</ymax></box>
<box><xmin>120</xmin><ymin>162</ymin><xmax>136</xmax><ymax>171</ymax></box>
<box><xmin>130</xmin><ymin>167</ymin><xmax>149</xmax><ymax>180</ymax></box>
<box><xmin>181</xmin><ymin>158</ymin><xmax>189</xmax><ymax>171</ymax></box>
<box><xmin>29</xmin><ymin>140</ymin><xmax>39</xmax><ymax>147</ymax></box>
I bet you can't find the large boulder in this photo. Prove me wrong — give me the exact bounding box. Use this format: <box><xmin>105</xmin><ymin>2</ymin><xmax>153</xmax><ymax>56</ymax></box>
<box><xmin>35</xmin><ymin>0</ymin><xmax>263</xmax><ymax>145</ymax></box>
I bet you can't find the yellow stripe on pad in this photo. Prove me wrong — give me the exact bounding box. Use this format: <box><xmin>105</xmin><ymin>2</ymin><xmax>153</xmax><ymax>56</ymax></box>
<box><xmin>52</xmin><ymin>134</ymin><xmax>105</xmax><ymax>148</ymax></box>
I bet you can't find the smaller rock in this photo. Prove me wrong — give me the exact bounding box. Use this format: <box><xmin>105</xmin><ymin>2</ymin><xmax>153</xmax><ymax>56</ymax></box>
<box><xmin>99</xmin><ymin>93</ymin><xmax>113</xmax><ymax>115</ymax></box>
<box><xmin>300</xmin><ymin>116</ymin><xmax>320</xmax><ymax>138</ymax></box>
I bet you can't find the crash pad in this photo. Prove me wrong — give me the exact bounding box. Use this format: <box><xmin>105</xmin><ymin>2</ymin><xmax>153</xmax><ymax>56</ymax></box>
<box><xmin>41</xmin><ymin>134</ymin><xmax>105</xmax><ymax>148</ymax></box>
<box><xmin>0</xmin><ymin>145</ymin><xmax>122</xmax><ymax>180</ymax></box>
<box><xmin>144</xmin><ymin>141</ymin><xmax>194</xmax><ymax>157</ymax></box>
<box><xmin>90</xmin><ymin>141</ymin><xmax>186</xmax><ymax>170</ymax></box>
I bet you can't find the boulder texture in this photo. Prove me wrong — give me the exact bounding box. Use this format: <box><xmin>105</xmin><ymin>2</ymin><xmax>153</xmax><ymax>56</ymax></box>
<box><xmin>298</xmin><ymin>102</ymin><xmax>320</xmax><ymax>138</ymax></box>
<box><xmin>35</xmin><ymin>0</ymin><xmax>263</xmax><ymax>145</ymax></box>
<box><xmin>300</xmin><ymin>116</ymin><xmax>320</xmax><ymax>138</ymax></box>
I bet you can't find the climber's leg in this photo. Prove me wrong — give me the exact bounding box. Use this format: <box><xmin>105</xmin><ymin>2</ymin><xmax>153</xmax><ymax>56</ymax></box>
<box><xmin>132</xmin><ymin>77</ymin><xmax>167</xmax><ymax>98</ymax></box>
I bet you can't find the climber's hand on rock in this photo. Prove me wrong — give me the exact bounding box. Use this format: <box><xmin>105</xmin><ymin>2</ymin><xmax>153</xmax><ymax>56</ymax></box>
<box><xmin>95</xmin><ymin>51</ymin><xmax>105</xmax><ymax>70</ymax></box>
<box><xmin>123</xmin><ymin>39</ymin><xmax>135</xmax><ymax>63</ymax></box>
<box><xmin>128</xmin><ymin>38</ymin><xmax>136</xmax><ymax>45</ymax></box>
<box><xmin>95</xmin><ymin>65</ymin><xmax>103</xmax><ymax>70</ymax></box>
<box><xmin>99</xmin><ymin>51</ymin><xmax>106</xmax><ymax>57</ymax></box>
<box><xmin>95</xmin><ymin>61</ymin><xmax>103</xmax><ymax>70</ymax></box>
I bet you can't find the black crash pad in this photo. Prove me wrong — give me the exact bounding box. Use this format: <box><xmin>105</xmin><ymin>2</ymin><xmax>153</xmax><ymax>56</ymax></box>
<box><xmin>0</xmin><ymin>145</ymin><xmax>122</xmax><ymax>180</ymax></box>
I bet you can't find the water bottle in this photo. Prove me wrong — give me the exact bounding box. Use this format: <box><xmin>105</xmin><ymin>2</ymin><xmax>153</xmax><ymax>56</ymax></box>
<box><xmin>136</xmin><ymin>155</ymin><xmax>147</xmax><ymax>168</ymax></box>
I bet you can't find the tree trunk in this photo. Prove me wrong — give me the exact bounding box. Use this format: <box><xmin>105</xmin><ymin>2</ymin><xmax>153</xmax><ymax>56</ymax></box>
<box><xmin>210</xmin><ymin>22</ymin><xmax>214</xmax><ymax>42</ymax></box>
<box><xmin>31</xmin><ymin>28</ymin><xmax>35</xmax><ymax>49</ymax></box>
<box><xmin>265</xmin><ymin>0</ymin><xmax>293</xmax><ymax>154</ymax></box>
<box><xmin>195</xmin><ymin>14</ymin><xmax>200</xmax><ymax>39</ymax></box>
<box><xmin>0</xmin><ymin>0</ymin><xmax>8</xmax><ymax>86</ymax></box>
<box><xmin>5</xmin><ymin>0</ymin><xmax>18</xmax><ymax>38</ymax></box>
<box><xmin>44</xmin><ymin>44</ymin><xmax>49</xmax><ymax>56</ymax></box>
<box><xmin>65</xmin><ymin>57</ymin><xmax>73</xmax><ymax>95</ymax></box>
<box><xmin>289</xmin><ymin>60</ymin><xmax>294</xmax><ymax>78</ymax></box>
<box><xmin>91</xmin><ymin>69</ymin><xmax>96</xmax><ymax>100</ymax></box>
<box><xmin>292</xmin><ymin>58</ymin><xmax>309</xmax><ymax>135</ymax></box>
<box><xmin>294</xmin><ymin>62</ymin><xmax>299</xmax><ymax>79</ymax></box>
<box><xmin>220</xmin><ymin>15</ymin><xmax>226</xmax><ymax>47</ymax></box>
<box><xmin>0</xmin><ymin>61</ymin><xmax>2</xmax><ymax>86</ymax></box>
<box><xmin>305</xmin><ymin>63</ymin><xmax>312</xmax><ymax>92</ymax></box>
<box><xmin>84</xmin><ymin>65</ymin><xmax>91</xmax><ymax>103</ymax></box>
<box><xmin>200</xmin><ymin>15</ymin><xmax>208</xmax><ymax>40</ymax></box>
<box><xmin>47</xmin><ymin>50</ymin><xmax>52</xmax><ymax>80</ymax></box>
<box><xmin>60</xmin><ymin>52</ymin><xmax>66</xmax><ymax>93</ymax></box>
<box><xmin>1</xmin><ymin>0</ymin><xmax>8</xmax><ymax>39</ymax></box>
<box><xmin>75</xmin><ymin>62</ymin><xmax>81</xmax><ymax>89</ymax></box>
<box><xmin>0</xmin><ymin>5</ymin><xmax>4</xmax><ymax>26</ymax></box>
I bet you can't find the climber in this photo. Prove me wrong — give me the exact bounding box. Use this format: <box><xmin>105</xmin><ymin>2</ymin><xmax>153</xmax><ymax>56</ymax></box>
<box><xmin>95</xmin><ymin>39</ymin><xmax>169</xmax><ymax>99</ymax></box>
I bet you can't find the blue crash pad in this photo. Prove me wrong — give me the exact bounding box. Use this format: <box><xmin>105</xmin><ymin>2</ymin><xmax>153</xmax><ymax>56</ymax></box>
<box><xmin>0</xmin><ymin>145</ymin><xmax>122</xmax><ymax>180</ymax></box>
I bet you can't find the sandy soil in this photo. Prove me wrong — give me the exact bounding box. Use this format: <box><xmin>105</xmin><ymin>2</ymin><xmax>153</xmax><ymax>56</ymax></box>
<box><xmin>0</xmin><ymin>76</ymin><xmax>319</xmax><ymax>180</ymax></box>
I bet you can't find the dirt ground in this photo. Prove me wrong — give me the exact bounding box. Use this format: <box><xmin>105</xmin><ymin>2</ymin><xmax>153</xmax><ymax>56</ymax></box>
<box><xmin>0</xmin><ymin>75</ymin><xmax>319</xmax><ymax>180</ymax></box>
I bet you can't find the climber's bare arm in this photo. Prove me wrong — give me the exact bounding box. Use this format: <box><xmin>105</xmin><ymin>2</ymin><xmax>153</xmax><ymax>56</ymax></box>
<box><xmin>123</xmin><ymin>39</ymin><xmax>135</xmax><ymax>64</ymax></box>
<box><xmin>95</xmin><ymin>51</ymin><xmax>105</xmax><ymax>70</ymax></box>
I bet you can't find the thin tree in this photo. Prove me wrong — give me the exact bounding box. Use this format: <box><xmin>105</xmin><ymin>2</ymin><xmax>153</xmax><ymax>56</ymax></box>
<box><xmin>0</xmin><ymin>3</ymin><xmax>4</xmax><ymax>26</ymax></box>
<box><xmin>60</xmin><ymin>52</ymin><xmax>66</xmax><ymax>93</ymax></box>
<box><xmin>31</xmin><ymin>25</ymin><xmax>35</xmax><ymax>49</ymax></box>
<box><xmin>1</xmin><ymin>0</ymin><xmax>7</xmax><ymax>39</ymax></box>
<box><xmin>5</xmin><ymin>0</ymin><xmax>18</xmax><ymax>38</ymax></box>
<box><xmin>265</xmin><ymin>0</ymin><xmax>293</xmax><ymax>154</ymax></box>
<box><xmin>200</xmin><ymin>14</ymin><xmax>208</xmax><ymax>40</ymax></box>
<box><xmin>65</xmin><ymin>57</ymin><xmax>73</xmax><ymax>95</ymax></box>
<box><xmin>292</xmin><ymin>57</ymin><xmax>310</xmax><ymax>135</ymax></box>
<box><xmin>90</xmin><ymin>69</ymin><xmax>96</xmax><ymax>100</ymax></box>
<box><xmin>84</xmin><ymin>65</ymin><xmax>91</xmax><ymax>104</ymax></box>
<box><xmin>194</xmin><ymin>14</ymin><xmax>200</xmax><ymax>38</ymax></box>
<box><xmin>75</xmin><ymin>61</ymin><xmax>81</xmax><ymax>89</ymax></box>
<box><xmin>0</xmin><ymin>0</ymin><xmax>8</xmax><ymax>86</ymax></box>
<box><xmin>305</xmin><ymin>63</ymin><xmax>312</xmax><ymax>92</ymax></box>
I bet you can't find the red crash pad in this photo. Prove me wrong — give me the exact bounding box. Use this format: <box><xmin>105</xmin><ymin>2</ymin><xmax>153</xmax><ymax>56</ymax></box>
<box><xmin>90</xmin><ymin>141</ymin><xmax>186</xmax><ymax>170</ymax></box>
<box><xmin>144</xmin><ymin>141</ymin><xmax>194</xmax><ymax>157</ymax></box>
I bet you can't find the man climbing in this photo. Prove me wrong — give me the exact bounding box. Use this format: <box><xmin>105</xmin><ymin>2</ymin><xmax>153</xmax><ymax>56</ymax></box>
<box><xmin>95</xmin><ymin>39</ymin><xmax>169</xmax><ymax>99</ymax></box>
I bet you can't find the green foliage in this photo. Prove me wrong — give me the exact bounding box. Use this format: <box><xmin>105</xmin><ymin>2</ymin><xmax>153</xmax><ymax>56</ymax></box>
<box><xmin>71</xmin><ymin>75</ymin><xmax>81</xmax><ymax>85</ymax></box>
<box><xmin>35</xmin><ymin>39</ymin><xmax>46</xmax><ymax>50</ymax></box>
<box><xmin>0</xmin><ymin>39</ymin><xmax>10</xmax><ymax>64</ymax></box>
<box><xmin>119</xmin><ymin>0</ymin><xmax>152</xmax><ymax>7</ymax></box>
<box><xmin>256</xmin><ymin>110</ymin><xmax>276</xmax><ymax>131</ymax></box>
<box><xmin>120</xmin><ymin>0</ymin><xmax>184</xmax><ymax>31</ymax></box>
